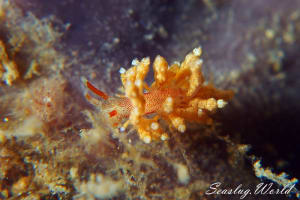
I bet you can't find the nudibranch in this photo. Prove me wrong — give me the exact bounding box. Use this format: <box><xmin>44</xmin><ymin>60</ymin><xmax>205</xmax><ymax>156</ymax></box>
<box><xmin>85</xmin><ymin>47</ymin><xmax>234</xmax><ymax>143</ymax></box>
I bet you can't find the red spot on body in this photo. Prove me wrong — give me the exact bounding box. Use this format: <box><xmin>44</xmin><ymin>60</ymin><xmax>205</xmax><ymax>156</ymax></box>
<box><xmin>109</xmin><ymin>110</ymin><xmax>117</xmax><ymax>117</ymax></box>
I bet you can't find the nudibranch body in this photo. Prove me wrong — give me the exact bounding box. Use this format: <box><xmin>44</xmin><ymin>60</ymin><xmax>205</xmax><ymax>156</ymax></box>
<box><xmin>85</xmin><ymin>47</ymin><xmax>234</xmax><ymax>143</ymax></box>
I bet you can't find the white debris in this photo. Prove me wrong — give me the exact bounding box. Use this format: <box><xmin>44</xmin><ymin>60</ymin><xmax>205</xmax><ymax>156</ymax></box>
<box><xmin>143</xmin><ymin>135</ymin><xmax>151</xmax><ymax>143</ymax></box>
<box><xmin>196</xmin><ymin>59</ymin><xmax>203</xmax><ymax>66</ymax></box>
<box><xmin>198</xmin><ymin>108</ymin><xmax>203</xmax><ymax>116</ymax></box>
<box><xmin>178</xmin><ymin>124</ymin><xmax>186</xmax><ymax>133</ymax></box>
<box><xmin>43</xmin><ymin>96</ymin><xmax>52</xmax><ymax>103</ymax></box>
<box><xmin>78</xmin><ymin>174</ymin><xmax>124</xmax><ymax>199</ymax></box>
<box><xmin>217</xmin><ymin>99</ymin><xmax>227</xmax><ymax>108</ymax></box>
<box><xmin>119</xmin><ymin>127</ymin><xmax>125</xmax><ymax>132</ymax></box>
<box><xmin>150</xmin><ymin>122</ymin><xmax>159</xmax><ymax>130</ymax></box>
<box><xmin>174</xmin><ymin>163</ymin><xmax>190</xmax><ymax>184</ymax></box>
<box><xmin>160</xmin><ymin>133</ymin><xmax>168</xmax><ymax>141</ymax></box>
<box><xmin>163</xmin><ymin>97</ymin><xmax>173</xmax><ymax>113</ymax></box>
<box><xmin>173</xmin><ymin>61</ymin><xmax>181</xmax><ymax>66</ymax></box>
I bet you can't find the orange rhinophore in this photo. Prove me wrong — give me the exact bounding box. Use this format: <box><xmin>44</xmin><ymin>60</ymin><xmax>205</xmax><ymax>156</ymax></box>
<box><xmin>86</xmin><ymin>80</ymin><xmax>108</xmax><ymax>100</ymax></box>
<box><xmin>85</xmin><ymin>47</ymin><xmax>234</xmax><ymax>143</ymax></box>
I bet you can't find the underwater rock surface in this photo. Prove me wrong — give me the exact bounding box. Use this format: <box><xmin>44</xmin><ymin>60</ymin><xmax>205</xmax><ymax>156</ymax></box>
<box><xmin>0</xmin><ymin>0</ymin><xmax>300</xmax><ymax>199</ymax></box>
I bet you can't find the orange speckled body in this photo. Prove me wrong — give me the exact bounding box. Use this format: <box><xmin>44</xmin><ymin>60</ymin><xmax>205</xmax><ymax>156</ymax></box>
<box><xmin>106</xmin><ymin>88</ymin><xmax>184</xmax><ymax>123</ymax></box>
<box><xmin>144</xmin><ymin>88</ymin><xmax>184</xmax><ymax>114</ymax></box>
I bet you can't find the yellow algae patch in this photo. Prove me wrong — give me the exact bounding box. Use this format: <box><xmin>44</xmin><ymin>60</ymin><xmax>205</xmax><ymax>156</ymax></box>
<box><xmin>0</xmin><ymin>40</ymin><xmax>19</xmax><ymax>85</ymax></box>
<box><xmin>0</xmin><ymin>0</ymin><xmax>65</xmax><ymax>86</ymax></box>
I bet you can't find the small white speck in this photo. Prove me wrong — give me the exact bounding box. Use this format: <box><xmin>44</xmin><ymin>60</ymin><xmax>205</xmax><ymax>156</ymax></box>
<box><xmin>161</xmin><ymin>133</ymin><xmax>168</xmax><ymax>141</ymax></box>
<box><xmin>174</xmin><ymin>163</ymin><xmax>190</xmax><ymax>184</ymax></box>
<box><xmin>113</xmin><ymin>37</ymin><xmax>120</xmax><ymax>44</ymax></box>
<box><xmin>173</xmin><ymin>61</ymin><xmax>180</xmax><ymax>66</ymax></box>
<box><xmin>160</xmin><ymin>66</ymin><xmax>166</xmax><ymax>72</ymax></box>
<box><xmin>196</xmin><ymin>59</ymin><xmax>203</xmax><ymax>66</ymax></box>
<box><xmin>120</xmin><ymin>127</ymin><xmax>125</xmax><ymax>132</ymax></box>
<box><xmin>217</xmin><ymin>99</ymin><xmax>227</xmax><ymax>108</ymax></box>
<box><xmin>193</xmin><ymin>47</ymin><xmax>202</xmax><ymax>56</ymax></box>
<box><xmin>166</xmin><ymin>97</ymin><xmax>173</xmax><ymax>103</ymax></box>
<box><xmin>134</xmin><ymin>79</ymin><xmax>142</xmax><ymax>87</ymax></box>
<box><xmin>119</xmin><ymin>67</ymin><xmax>126</xmax><ymax>74</ymax></box>
<box><xmin>143</xmin><ymin>135</ymin><xmax>151</xmax><ymax>143</ymax></box>
<box><xmin>69</xmin><ymin>167</ymin><xmax>78</xmax><ymax>179</ymax></box>
<box><xmin>150</xmin><ymin>122</ymin><xmax>159</xmax><ymax>130</ymax></box>
<box><xmin>173</xmin><ymin>117</ymin><xmax>182</xmax><ymax>125</ymax></box>
<box><xmin>198</xmin><ymin>108</ymin><xmax>203</xmax><ymax>116</ymax></box>
<box><xmin>131</xmin><ymin>58</ymin><xmax>139</xmax><ymax>66</ymax></box>
<box><xmin>144</xmin><ymin>33</ymin><xmax>154</xmax><ymax>40</ymax></box>
<box><xmin>178</xmin><ymin>124</ymin><xmax>186</xmax><ymax>133</ymax></box>
<box><xmin>79</xmin><ymin>129</ymin><xmax>86</xmax><ymax>137</ymax></box>
<box><xmin>43</xmin><ymin>97</ymin><xmax>52</xmax><ymax>103</ymax></box>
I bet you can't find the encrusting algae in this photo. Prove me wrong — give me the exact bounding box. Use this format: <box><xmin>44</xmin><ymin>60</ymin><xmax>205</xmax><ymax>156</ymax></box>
<box><xmin>0</xmin><ymin>40</ymin><xmax>19</xmax><ymax>86</ymax></box>
<box><xmin>0</xmin><ymin>0</ymin><xmax>65</xmax><ymax>87</ymax></box>
<box><xmin>85</xmin><ymin>47</ymin><xmax>234</xmax><ymax>143</ymax></box>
